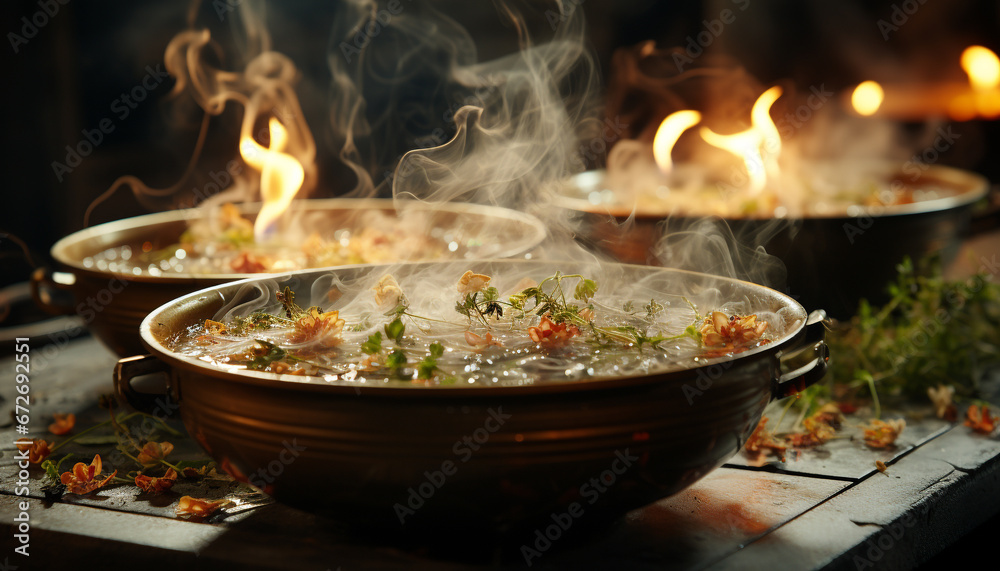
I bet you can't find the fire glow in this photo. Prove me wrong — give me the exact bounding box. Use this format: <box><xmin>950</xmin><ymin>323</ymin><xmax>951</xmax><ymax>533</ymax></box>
<box><xmin>955</xmin><ymin>45</ymin><xmax>1000</xmax><ymax>119</ymax></box>
<box><xmin>698</xmin><ymin>86</ymin><xmax>783</xmax><ymax>195</ymax></box>
<box><xmin>851</xmin><ymin>45</ymin><xmax>1000</xmax><ymax>121</ymax></box>
<box><xmin>851</xmin><ymin>81</ymin><xmax>884</xmax><ymax>117</ymax></box>
<box><xmin>649</xmin><ymin>87</ymin><xmax>785</xmax><ymax>195</ymax></box>
<box><xmin>652</xmin><ymin>110</ymin><xmax>701</xmax><ymax>176</ymax></box>
<box><xmin>240</xmin><ymin>117</ymin><xmax>305</xmax><ymax>242</ymax></box>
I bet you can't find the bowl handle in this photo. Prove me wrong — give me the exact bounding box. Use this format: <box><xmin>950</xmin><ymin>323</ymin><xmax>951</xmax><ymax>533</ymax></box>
<box><xmin>114</xmin><ymin>354</ymin><xmax>176</xmax><ymax>416</ymax></box>
<box><xmin>772</xmin><ymin>310</ymin><xmax>830</xmax><ymax>400</ymax></box>
<box><xmin>30</xmin><ymin>267</ymin><xmax>77</xmax><ymax>315</ymax></box>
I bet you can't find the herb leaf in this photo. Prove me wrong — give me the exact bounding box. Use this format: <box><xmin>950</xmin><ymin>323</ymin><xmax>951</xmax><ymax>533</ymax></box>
<box><xmin>361</xmin><ymin>332</ymin><xmax>383</xmax><ymax>355</ymax></box>
<box><xmin>384</xmin><ymin>318</ymin><xmax>406</xmax><ymax>344</ymax></box>
<box><xmin>247</xmin><ymin>340</ymin><xmax>286</xmax><ymax>370</ymax></box>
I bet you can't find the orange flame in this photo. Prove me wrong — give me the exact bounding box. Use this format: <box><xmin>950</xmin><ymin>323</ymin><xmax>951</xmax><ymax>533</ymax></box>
<box><xmin>962</xmin><ymin>46</ymin><xmax>1000</xmax><ymax>90</ymax></box>
<box><xmin>652</xmin><ymin>110</ymin><xmax>702</xmax><ymax>175</ymax></box>
<box><xmin>851</xmin><ymin>81</ymin><xmax>884</xmax><ymax>116</ymax></box>
<box><xmin>959</xmin><ymin>45</ymin><xmax>1000</xmax><ymax>118</ymax></box>
<box><xmin>700</xmin><ymin>86</ymin><xmax>783</xmax><ymax>194</ymax></box>
<box><xmin>241</xmin><ymin>117</ymin><xmax>305</xmax><ymax>241</ymax></box>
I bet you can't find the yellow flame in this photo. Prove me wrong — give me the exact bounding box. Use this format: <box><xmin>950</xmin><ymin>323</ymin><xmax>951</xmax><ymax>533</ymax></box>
<box><xmin>959</xmin><ymin>45</ymin><xmax>1000</xmax><ymax>118</ymax></box>
<box><xmin>851</xmin><ymin>81</ymin><xmax>884</xmax><ymax>116</ymax></box>
<box><xmin>961</xmin><ymin>46</ymin><xmax>1000</xmax><ymax>90</ymax></box>
<box><xmin>240</xmin><ymin>117</ymin><xmax>305</xmax><ymax>241</ymax></box>
<box><xmin>652</xmin><ymin>110</ymin><xmax>702</xmax><ymax>175</ymax></box>
<box><xmin>700</xmin><ymin>86</ymin><xmax>783</xmax><ymax>194</ymax></box>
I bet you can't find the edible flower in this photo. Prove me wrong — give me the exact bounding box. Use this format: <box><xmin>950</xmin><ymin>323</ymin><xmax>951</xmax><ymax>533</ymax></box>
<box><xmin>176</xmin><ymin>496</ymin><xmax>228</xmax><ymax>519</ymax></box>
<box><xmin>699</xmin><ymin>311</ymin><xmax>768</xmax><ymax>348</ymax></box>
<box><xmin>786</xmin><ymin>404</ymin><xmax>842</xmax><ymax>447</ymax></box>
<box><xmin>136</xmin><ymin>441</ymin><xmax>175</xmax><ymax>468</ymax></box>
<box><xmin>373</xmin><ymin>274</ymin><xmax>404</xmax><ymax>312</ymax></box>
<box><xmin>743</xmin><ymin>416</ymin><xmax>786</xmax><ymax>464</ymax></box>
<box><xmin>289</xmin><ymin>308</ymin><xmax>346</xmax><ymax>347</ymax></box>
<box><xmin>457</xmin><ymin>270</ymin><xmax>491</xmax><ymax>294</ymax></box>
<box><xmin>15</xmin><ymin>438</ymin><xmax>53</xmax><ymax>464</ymax></box>
<box><xmin>527</xmin><ymin>314</ymin><xmax>581</xmax><ymax>348</ymax></box>
<box><xmin>135</xmin><ymin>468</ymin><xmax>178</xmax><ymax>495</ymax></box>
<box><xmin>60</xmin><ymin>454</ymin><xmax>117</xmax><ymax>495</ymax></box>
<box><xmin>464</xmin><ymin>331</ymin><xmax>504</xmax><ymax>351</ymax></box>
<box><xmin>230</xmin><ymin>251</ymin><xmax>270</xmax><ymax>273</ymax></box>
<box><xmin>927</xmin><ymin>384</ymin><xmax>957</xmax><ymax>421</ymax></box>
<box><xmin>862</xmin><ymin>418</ymin><xmax>906</xmax><ymax>449</ymax></box>
<box><xmin>48</xmin><ymin>412</ymin><xmax>76</xmax><ymax>435</ymax></box>
<box><xmin>965</xmin><ymin>404</ymin><xmax>997</xmax><ymax>435</ymax></box>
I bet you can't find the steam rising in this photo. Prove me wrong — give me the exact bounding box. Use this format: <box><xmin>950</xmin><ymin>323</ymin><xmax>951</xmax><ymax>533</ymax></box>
<box><xmin>85</xmin><ymin>0</ymin><xmax>317</xmax><ymax>228</ymax></box>
<box><xmin>86</xmin><ymin>1</ymin><xmax>812</xmax><ymax>298</ymax></box>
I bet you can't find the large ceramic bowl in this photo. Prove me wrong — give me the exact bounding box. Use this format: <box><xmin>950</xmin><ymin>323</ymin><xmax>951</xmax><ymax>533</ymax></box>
<box><xmin>116</xmin><ymin>259</ymin><xmax>828</xmax><ymax>534</ymax></box>
<box><xmin>32</xmin><ymin>199</ymin><xmax>547</xmax><ymax>355</ymax></box>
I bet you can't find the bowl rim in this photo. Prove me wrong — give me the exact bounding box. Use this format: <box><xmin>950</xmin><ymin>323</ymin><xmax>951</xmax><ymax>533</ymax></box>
<box><xmin>138</xmin><ymin>259</ymin><xmax>810</xmax><ymax>397</ymax></box>
<box><xmin>51</xmin><ymin>198</ymin><xmax>549</xmax><ymax>281</ymax></box>
<box><xmin>557</xmin><ymin>164</ymin><xmax>990</xmax><ymax>221</ymax></box>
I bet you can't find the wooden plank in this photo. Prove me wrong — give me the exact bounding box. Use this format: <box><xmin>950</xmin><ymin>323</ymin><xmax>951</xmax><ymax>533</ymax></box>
<box><xmin>713</xmin><ymin>426</ymin><xmax>1000</xmax><ymax>570</ymax></box>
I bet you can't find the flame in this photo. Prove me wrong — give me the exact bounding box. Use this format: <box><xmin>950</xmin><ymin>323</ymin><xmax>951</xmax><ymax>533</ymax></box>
<box><xmin>851</xmin><ymin>81</ymin><xmax>884</xmax><ymax>116</ymax></box>
<box><xmin>240</xmin><ymin>117</ymin><xmax>305</xmax><ymax>241</ymax></box>
<box><xmin>961</xmin><ymin>46</ymin><xmax>1000</xmax><ymax>90</ymax></box>
<box><xmin>700</xmin><ymin>86</ymin><xmax>783</xmax><ymax>194</ymax></box>
<box><xmin>652</xmin><ymin>110</ymin><xmax>702</xmax><ymax>175</ymax></box>
<box><xmin>960</xmin><ymin>45</ymin><xmax>1000</xmax><ymax>118</ymax></box>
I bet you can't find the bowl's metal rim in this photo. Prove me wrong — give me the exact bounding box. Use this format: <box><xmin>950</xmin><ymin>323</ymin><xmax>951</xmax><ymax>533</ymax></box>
<box><xmin>138</xmin><ymin>259</ymin><xmax>809</xmax><ymax>398</ymax></box>
<box><xmin>51</xmin><ymin>198</ymin><xmax>549</xmax><ymax>281</ymax></box>
<box><xmin>557</xmin><ymin>164</ymin><xmax>990</xmax><ymax>220</ymax></box>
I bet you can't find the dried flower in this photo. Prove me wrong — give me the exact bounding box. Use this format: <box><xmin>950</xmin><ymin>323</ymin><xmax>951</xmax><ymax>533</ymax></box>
<box><xmin>786</xmin><ymin>406</ymin><xmax>842</xmax><ymax>447</ymax></box>
<box><xmin>862</xmin><ymin>418</ymin><xmax>906</xmax><ymax>449</ymax></box>
<box><xmin>204</xmin><ymin>319</ymin><xmax>228</xmax><ymax>335</ymax></box>
<box><xmin>699</xmin><ymin>312</ymin><xmax>769</xmax><ymax>350</ymax></box>
<box><xmin>527</xmin><ymin>314</ymin><xmax>581</xmax><ymax>348</ymax></box>
<box><xmin>965</xmin><ymin>405</ymin><xmax>997</xmax><ymax>435</ymax></box>
<box><xmin>230</xmin><ymin>251</ymin><xmax>270</xmax><ymax>273</ymax></box>
<box><xmin>135</xmin><ymin>468</ymin><xmax>178</xmax><ymax>495</ymax></box>
<box><xmin>743</xmin><ymin>416</ymin><xmax>786</xmax><ymax>463</ymax></box>
<box><xmin>60</xmin><ymin>454</ymin><xmax>117</xmax><ymax>495</ymax></box>
<box><xmin>288</xmin><ymin>308</ymin><xmax>346</xmax><ymax>347</ymax></box>
<box><xmin>176</xmin><ymin>496</ymin><xmax>228</xmax><ymax>519</ymax></box>
<box><xmin>876</xmin><ymin>460</ymin><xmax>888</xmax><ymax>474</ymax></box>
<box><xmin>373</xmin><ymin>274</ymin><xmax>404</xmax><ymax>312</ymax></box>
<box><xmin>136</xmin><ymin>441</ymin><xmax>175</xmax><ymax>468</ymax></box>
<box><xmin>15</xmin><ymin>438</ymin><xmax>53</xmax><ymax>464</ymax></box>
<box><xmin>48</xmin><ymin>413</ymin><xmax>75</xmax><ymax>436</ymax></box>
<box><xmin>457</xmin><ymin>270</ymin><xmax>491</xmax><ymax>294</ymax></box>
<box><xmin>464</xmin><ymin>330</ymin><xmax>504</xmax><ymax>352</ymax></box>
<box><xmin>927</xmin><ymin>384</ymin><xmax>957</xmax><ymax>421</ymax></box>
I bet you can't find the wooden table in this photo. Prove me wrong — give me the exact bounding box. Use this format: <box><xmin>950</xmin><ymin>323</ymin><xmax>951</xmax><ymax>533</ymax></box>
<box><xmin>2</xmin><ymin>231</ymin><xmax>998</xmax><ymax>570</ymax></box>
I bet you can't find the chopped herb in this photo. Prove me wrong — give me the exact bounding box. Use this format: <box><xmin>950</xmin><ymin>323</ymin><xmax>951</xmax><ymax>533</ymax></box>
<box><xmin>573</xmin><ymin>278</ymin><xmax>598</xmax><ymax>302</ymax></box>
<box><xmin>276</xmin><ymin>286</ymin><xmax>303</xmax><ymax>318</ymax></box>
<box><xmin>386</xmin><ymin>349</ymin><xmax>408</xmax><ymax>374</ymax></box>
<box><xmin>644</xmin><ymin>299</ymin><xmax>663</xmax><ymax>319</ymax></box>
<box><xmin>384</xmin><ymin>318</ymin><xmax>406</xmax><ymax>344</ymax></box>
<box><xmin>247</xmin><ymin>340</ymin><xmax>287</xmax><ymax>371</ymax></box>
<box><xmin>361</xmin><ymin>332</ymin><xmax>383</xmax><ymax>355</ymax></box>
